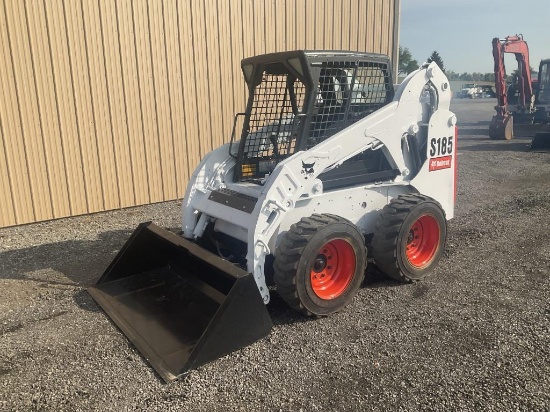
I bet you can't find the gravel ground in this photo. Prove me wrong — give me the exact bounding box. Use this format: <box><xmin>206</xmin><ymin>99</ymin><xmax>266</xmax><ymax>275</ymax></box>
<box><xmin>1</xmin><ymin>99</ymin><xmax>549</xmax><ymax>411</ymax></box>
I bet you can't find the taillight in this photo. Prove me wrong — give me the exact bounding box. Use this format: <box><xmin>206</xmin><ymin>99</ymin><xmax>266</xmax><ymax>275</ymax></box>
<box><xmin>454</xmin><ymin>125</ymin><xmax>458</xmax><ymax>203</ymax></box>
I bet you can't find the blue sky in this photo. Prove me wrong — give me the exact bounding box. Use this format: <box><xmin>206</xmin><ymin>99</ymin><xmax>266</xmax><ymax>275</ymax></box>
<box><xmin>400</xmin><ymin>0</ymin><xmax>550</xmax><ymax>74</ymax></box>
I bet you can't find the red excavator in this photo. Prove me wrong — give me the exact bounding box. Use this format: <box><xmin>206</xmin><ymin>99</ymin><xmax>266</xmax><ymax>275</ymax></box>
<box><xmin>489</xmin><ymin>34</ymin><xmax>534</xmax><ymax>140</ymax></box>
<box><xmin>490</xmin><ymin>34</ymin><xmax>550</xmax><ymax>149</ymax></box>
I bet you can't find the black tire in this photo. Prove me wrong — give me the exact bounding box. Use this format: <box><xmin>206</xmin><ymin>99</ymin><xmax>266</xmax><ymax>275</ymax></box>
<box><xmin>372</xmin><ymin>194</ymin><xmax>447</xmax><ymax>283</ymax></box>
<box><xmin>273</xmin><ymin>214</ymin><xmax>366</xmax><ymax>316</ymax></box>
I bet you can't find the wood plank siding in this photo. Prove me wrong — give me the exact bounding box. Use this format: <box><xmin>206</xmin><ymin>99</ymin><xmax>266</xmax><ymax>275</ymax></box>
<box><xmin>0</xmin><ymin>0</ymin><xmax>399</xmax><ymax>227</ymax></box>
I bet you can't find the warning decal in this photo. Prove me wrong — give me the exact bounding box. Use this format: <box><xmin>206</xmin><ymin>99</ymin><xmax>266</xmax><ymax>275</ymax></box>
<box><xmin>429</xmin><ymin>155</ymin><xmax>452</xmax><ymax>171</ymax></box>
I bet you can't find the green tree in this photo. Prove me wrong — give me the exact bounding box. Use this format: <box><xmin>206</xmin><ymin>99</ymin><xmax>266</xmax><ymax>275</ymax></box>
<box><xmin>483</xmin><ymin>73</ymin><xmax>495</xmax><ymax>82</ymax></box>
<box><xmin>472</xmin><ymin>72</ymin><xmax>484</xmax><ymax>81</ymax></box>
<box><xmin>427</xmin><ymin>51</ymin><xmax>446</xmax><ymax>73</ymax></box>
<box><xmin>399</xmin><ymin>46</ymin><xmax>419</xmax><ymax>75</ymax></box>
<box><xmin>445</xmin><ymin>70</ymin><xmax>459</xmax><ymax>80</ymax></box>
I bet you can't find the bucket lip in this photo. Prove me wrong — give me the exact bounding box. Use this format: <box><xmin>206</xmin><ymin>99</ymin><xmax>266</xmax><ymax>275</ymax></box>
<box><xmin>89</xmin><ymin>269</ymin><xmax>272</xmax><ymax>383</ymax></box>
<box><xmin>87</xmin><ymin>283</ymin><xmax>179</xmax><ymax>382</ymax></box>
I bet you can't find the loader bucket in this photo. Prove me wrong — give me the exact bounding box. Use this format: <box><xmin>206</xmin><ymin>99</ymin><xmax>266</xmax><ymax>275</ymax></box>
<box><xmin>88</xmin><ymin>222</ymin><xmax>272</xmax><ymax>382</ymax></box>
<box><xmin>530</xmin><ymin>132</ymin><xmax>550</xmax><ymax>151</ymax></box>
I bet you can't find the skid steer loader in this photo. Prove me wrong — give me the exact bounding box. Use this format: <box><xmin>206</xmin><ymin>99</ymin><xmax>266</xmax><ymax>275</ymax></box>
<box><xmin>89</xmin><ymin>51</ymin><xmax>457</xmax><ymax>382</ymax></box>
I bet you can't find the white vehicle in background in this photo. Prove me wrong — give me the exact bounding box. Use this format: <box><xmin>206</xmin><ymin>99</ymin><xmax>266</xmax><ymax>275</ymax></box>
<box><xmin>460</xmin><ymin>83</ymin><xmax>481</xmax><ymax>98</ymax></box>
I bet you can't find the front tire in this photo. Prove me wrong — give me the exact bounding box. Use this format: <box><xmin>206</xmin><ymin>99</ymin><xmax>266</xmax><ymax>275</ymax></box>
<box><xmin>274</xmin><ymin>214</ymin><xmax>366</xmax><ymax>316</ymax></box>
<box><xmin>372</xmin><ymin>194</ymin><xmax>447</xmax><ymax>282</ymax></box>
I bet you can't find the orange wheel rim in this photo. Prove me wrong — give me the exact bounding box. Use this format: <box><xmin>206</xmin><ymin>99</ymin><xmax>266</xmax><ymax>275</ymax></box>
<box><xmin>406</xmin><ymin>214</ymin><xmax>440</xmax><ymax>268</ymax></box>
<box><xmin>310</xmin><ymin>239</ymin><xmax>356</xmax><ymax>300</ymax></box>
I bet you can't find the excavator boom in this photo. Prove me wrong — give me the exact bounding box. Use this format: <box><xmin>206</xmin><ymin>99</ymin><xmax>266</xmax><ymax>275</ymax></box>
<box><xmin>489</xmin><ymin>34</ymin><xmax>533</xmax><ymax>140</ymax></box>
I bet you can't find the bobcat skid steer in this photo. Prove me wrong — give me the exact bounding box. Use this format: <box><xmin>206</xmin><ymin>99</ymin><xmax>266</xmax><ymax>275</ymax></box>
<box><xmin>89</xmin><ymin>51</ymin><xmax>457</xmax><ymax>382</ymax></box>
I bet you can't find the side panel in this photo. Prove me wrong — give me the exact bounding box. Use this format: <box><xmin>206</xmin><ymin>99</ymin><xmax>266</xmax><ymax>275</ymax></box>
<box><xmin>410</xmin><ymin>109</ymin><xmax>456</xmax><ymax>219</ymax></box>
<box><xmin>271</xmin><ymin>183</ymin><xmax>413</xmax><ymax>253</ymax></box>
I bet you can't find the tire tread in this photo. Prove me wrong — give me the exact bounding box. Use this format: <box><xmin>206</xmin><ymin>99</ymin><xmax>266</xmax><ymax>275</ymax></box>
<box><xmin>372</xmin><ymin>194</ymin><xmax>445</xmax><ymax>282</ymax></box>
<box><xmin>274</xmin><ymin>214</ymin><xmax>365</xmax><ymax>316</ymax></box>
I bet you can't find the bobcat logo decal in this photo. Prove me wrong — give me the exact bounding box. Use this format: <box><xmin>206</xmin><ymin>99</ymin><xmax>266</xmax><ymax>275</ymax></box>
<box><xmin>301</xmin><ymin>160</ymin><xmax>316</xmax><ymax>179</ymax></box>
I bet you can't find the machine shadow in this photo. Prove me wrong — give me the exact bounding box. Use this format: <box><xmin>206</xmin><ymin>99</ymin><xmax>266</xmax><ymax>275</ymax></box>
<box><xmin>459</xmin><ymin>141</ymin><xmax>532</xmax><ymax>152</ymax></box>
<box><xmin>457</xmin><ymin>128</ymin><xmax>490</xmax><ymax>137</ymax></box>
<box><xmin>457</xmin><ymin>120</ymin><xmax>491</xmax><ymax>127</ymax></box>
<box><xmin>0</xmin><ymin>227</ymin><xmax>176</xmax><ymax>313</ymax></box>
<box><xmin>0</xmin><ymin>224</ymin><xmax>402</xmax><ymax>325</ymax></box>
<box><xmin>0</xmin><ymin>229</ymin><xmax>134</xmax><ymax>286</ymax></box>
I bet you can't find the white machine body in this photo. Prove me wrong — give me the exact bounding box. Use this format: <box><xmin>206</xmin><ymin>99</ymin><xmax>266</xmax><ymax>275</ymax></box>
<box><xmin>182</xmin><ymin>62</ymin><xmax>457</xmax><ymax>304</ymax></box>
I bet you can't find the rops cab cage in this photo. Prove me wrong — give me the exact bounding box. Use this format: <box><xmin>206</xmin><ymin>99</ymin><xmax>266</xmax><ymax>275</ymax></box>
<box><xmin>232</xmin><ymin>51</ymin><xmax>394</xmax><ymax>182</ymax></box>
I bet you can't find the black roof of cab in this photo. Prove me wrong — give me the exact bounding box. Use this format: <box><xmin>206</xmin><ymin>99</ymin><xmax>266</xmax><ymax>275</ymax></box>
<box><xmin>240</xmin><ymin>50</ymin><xmax>392</xmax><ymax>86</ymax></box>
<box><xmin>241</xmin><ymin>50</ymin><xmax>390</xmax><ymax>66</ymax></box>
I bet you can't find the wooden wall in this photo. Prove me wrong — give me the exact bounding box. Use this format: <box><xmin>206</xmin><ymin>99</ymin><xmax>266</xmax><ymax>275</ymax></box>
<box><xmin>0</xmin><ymin>0</ymin><xmax>398</xmax><ymax>227</ymax></box>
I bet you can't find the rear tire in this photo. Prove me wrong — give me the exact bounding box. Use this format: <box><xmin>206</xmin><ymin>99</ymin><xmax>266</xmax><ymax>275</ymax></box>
<box><xmin>274</xmin><ymin>214</ymin><xmax>366</xmax><ymax>316</ymax></box>
<box><xmin>372</xmin><ymin>194</ymin><xmax>447</xmax><ymax>282</ymax></box>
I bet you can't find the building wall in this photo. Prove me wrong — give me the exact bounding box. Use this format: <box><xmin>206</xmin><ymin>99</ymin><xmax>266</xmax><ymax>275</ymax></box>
<box><xmin>0</xmin><ymin>0</ymin><xmax>399</xmax><ymax>227</ymax></box>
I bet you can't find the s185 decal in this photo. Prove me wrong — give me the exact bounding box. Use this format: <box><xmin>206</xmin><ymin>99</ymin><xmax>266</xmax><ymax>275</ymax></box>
<box><xmin>429</xmin><ymin>136</ymin><xmax>453</xmax><ymax>157</ymax></box>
